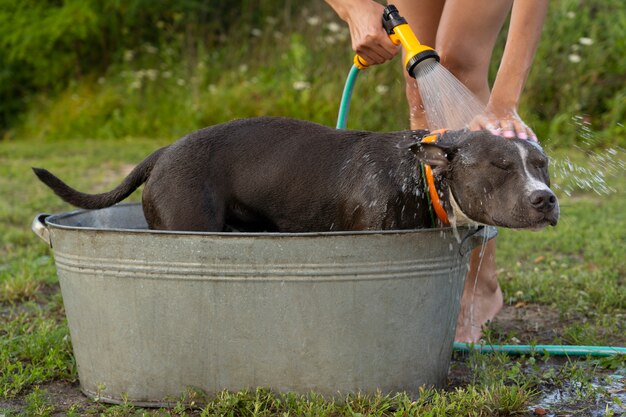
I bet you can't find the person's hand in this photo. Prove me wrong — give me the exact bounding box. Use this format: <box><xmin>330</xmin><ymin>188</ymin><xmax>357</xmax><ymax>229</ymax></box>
<box><xmin>468</xmin><ymin>106</ymin><xmax>538</xmax><ymax>142</ymax></box>
<box><xmin>326</xmin><ymin>0</ymin><xmax>400</xmax><ymax>66</ymax></box>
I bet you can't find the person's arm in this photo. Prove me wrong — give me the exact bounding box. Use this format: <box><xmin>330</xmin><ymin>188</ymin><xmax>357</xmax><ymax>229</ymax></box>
<box><xmin>470</xmin><ymin>0</ymin><xmax>549</xmax><ymax>141</ymax></box>
<box><xmin>325</xmin><ymin>0</ymin><xmax>399</xmax><ymax>66</ymax></box>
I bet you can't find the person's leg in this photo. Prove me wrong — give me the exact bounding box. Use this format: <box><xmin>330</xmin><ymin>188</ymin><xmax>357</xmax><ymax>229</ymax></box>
<box><xmin>435</xmin><ymin>0</ymin><xmax>513</xmax><ymax>342</ymax></box>
<box><xmin>456</xmin><ymin>239</ymin><xmax>502</xmax><ymax>342</ymax></box>
<box><xmin>392</xmin><ymin>0</ymin><xmax>444</xmax><ymax>129</ymax></box>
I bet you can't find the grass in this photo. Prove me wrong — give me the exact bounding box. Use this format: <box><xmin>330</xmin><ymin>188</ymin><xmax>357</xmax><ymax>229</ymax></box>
<box><xmin>0</xmin><ymin>132</ymin><xmax>624</xmax><ymax>415</ymax></box>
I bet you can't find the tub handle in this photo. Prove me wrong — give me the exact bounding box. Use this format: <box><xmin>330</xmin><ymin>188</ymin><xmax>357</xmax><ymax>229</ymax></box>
<box><xmin>459</xmin><ymin>226</ymin><xmax>497</xmax><ymax>256</ymax></box>
<box><xmin>32</xmin><ymin>213</ymin><xmax>52</xmax><ymax>247</ymax></box>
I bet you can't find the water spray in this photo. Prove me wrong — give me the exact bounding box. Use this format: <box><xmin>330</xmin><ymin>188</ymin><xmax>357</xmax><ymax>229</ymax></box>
<box><xmin>338</xmin><ymin>4</ymin><xmax>488</xmax><ymax>132</ymax></box>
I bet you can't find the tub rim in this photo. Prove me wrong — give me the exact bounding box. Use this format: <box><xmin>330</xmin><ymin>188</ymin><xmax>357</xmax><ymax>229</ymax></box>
<box><xmin>36</xmin><ymin>202</ymin><xmax>490</xmax><ymax>238</ymax></box>
<box><xmin>33</xmin><ymin>203</ymin><xmax>496</xmax><ymax>259</ymax></box>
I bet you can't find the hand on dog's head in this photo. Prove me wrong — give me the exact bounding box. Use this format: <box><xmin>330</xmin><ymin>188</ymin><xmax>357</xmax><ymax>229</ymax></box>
<box><xmin>401</xmin><ymin>129</ymin><xmax>559</xmax><ymax>229</ymax></box>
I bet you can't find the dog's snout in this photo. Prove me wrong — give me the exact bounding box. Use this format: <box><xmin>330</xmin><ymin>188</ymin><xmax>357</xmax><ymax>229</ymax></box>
<box><xmin>530</xmin><ymin>190</ymin><xmax>557</xmax><ymax>212</ymax></box>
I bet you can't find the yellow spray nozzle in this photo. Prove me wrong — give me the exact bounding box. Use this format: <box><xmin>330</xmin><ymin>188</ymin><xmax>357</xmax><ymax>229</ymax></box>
<box><xmin>353</xmin><ymin>5</ymin><xmax>439</xmax><ymax>77</ymax></box>
<box><xmin>383</xmin><ymin>5</ymin><xmax>439</xmax><ymax>78</ymax></box>
<box><xmin>354</xmin><ymin>55</ymin><xmax>369</xmax><ymax>70</ymax></box>
<box><xmin>387</xmin><ymin>23</ymin><xmax>439</xmax><ymax>78</ymax></box>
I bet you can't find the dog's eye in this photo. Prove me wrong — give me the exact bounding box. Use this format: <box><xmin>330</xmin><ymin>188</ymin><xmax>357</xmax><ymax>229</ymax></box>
<box><xmin>530</xmin><ymin>157</ymin><xmax>548</xmax><ymax>169</ymax></box>
<box><xmin>491</xmin><ymin>160</ymin><xmax>512</xmax><ymax>170</ymax></box>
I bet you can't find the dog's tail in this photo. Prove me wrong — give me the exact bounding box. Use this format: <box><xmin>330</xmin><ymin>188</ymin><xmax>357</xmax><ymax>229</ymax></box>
<box><xmin>33</xmin><ymin>146</ymin><xmax>168</xmax><ymax>210</ymax></box>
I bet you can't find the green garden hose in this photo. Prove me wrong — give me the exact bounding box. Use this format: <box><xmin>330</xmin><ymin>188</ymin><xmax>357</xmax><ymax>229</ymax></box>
<box><xmin>454</xmin><ymin>342</ymin><xmax>626</xmax><ymax>357</ymax></box>
<box><xmin>336</xmin><ymin>64</ymin><xmax>360</xmax><ymax>129</ymax></box>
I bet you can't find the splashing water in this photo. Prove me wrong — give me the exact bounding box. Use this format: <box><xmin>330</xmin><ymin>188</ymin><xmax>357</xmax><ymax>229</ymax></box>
<box><xmin>414</xmin><ymin>59</ymin><xmax>485</xmax><ymax>130</ymax></box>
<box><xmin>550</xmin><ymin>116</ymin><xmax>625</xmax><ymax>196</ymax></box>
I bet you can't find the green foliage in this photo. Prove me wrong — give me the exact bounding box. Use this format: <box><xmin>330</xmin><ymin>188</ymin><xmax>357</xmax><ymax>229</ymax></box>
<box><xmin>520</xmin><ymin>0</ymin><xmax>626</xmax><ymax>146</ymax></box>
<box><xmin>0</xmin><ymin>0</ymin><xmax>302</xmax><ymax>132</ymax></box>
<box><xmin>0</xmin><ymin>308</ymin><xmax>75</xmax><ymax>397</ymax></box>
<box><xmin>24</xmin><ymin>386</ymin><xmax>55</xmax><ymax>417</ymax></box>
<box><xmin>3</xmin><ymin>0</ymin><xmax>623</xmax><ymax>146</ymax></box>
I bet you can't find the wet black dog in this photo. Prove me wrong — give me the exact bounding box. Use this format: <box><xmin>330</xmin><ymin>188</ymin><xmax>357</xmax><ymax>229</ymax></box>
<box><xmin>34</xmin><ymin>117</ymin><xmax>559</xmax><ymax>232</ymax></box>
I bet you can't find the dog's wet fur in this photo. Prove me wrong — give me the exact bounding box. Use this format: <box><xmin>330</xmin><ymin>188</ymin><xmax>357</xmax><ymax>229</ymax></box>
<box><xmin>33</xmin><ymin>117</ymin><xmax>559</xmax><ymax>232</ymax></box>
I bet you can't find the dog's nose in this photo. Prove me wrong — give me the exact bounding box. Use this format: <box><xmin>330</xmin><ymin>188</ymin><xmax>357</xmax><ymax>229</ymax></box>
<box><xmin>529</xmin><ymin>190</ymin><xmax>557</xmax><ymax>212</ymax></box>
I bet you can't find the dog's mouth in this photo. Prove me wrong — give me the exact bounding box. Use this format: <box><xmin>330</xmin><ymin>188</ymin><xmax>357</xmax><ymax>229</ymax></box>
<box><xmin>490</xmin><ymin>209</ymin><xmax>559</xmax><ymax>230</ymax></box>
<box><xmin>528</xmin><ymin>218</ymin><xmax>557</xmax><ymax>231</ymax></box>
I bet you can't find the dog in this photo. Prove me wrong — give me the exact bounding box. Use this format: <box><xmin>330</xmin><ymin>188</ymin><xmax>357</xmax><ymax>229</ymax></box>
<box><xmin>33</xmin><ymin>117</ymin><xmax>559</xmax><ymax>232</ymax></box>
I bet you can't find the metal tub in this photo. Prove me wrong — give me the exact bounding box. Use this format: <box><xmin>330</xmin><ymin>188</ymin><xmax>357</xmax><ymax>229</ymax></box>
<box><xmin>32</xmin><ymin>203</ymin><xmax>494</xmax><ymax>406</ymax></box>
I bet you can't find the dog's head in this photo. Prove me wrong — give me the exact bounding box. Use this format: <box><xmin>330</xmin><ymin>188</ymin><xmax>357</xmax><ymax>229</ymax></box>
<box><xmin>409</xmin><ymin>129</ymin><xmax>560</xmax><ymax>229</ymax></box>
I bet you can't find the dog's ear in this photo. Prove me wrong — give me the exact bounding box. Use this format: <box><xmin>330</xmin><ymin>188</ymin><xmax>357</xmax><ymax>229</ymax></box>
<box><xmin>408</xmin><ymin>143</ymin><xmax>448</xmax><ymax>164</ymax></box>
<box><xmin>409</xmin><ymin>143</ymin><xmax>450</xmax><ymax>175</ymax></box>
<box><xmin>398</xmin><ymin>130</ymin><xmax>462</xmax><ymax>175</ymax></box>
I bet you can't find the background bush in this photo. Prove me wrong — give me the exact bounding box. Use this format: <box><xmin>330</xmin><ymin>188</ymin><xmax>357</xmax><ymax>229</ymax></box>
<box><xmin>1</xmin><ymin>0</ymin><xmax>624</xmax><ymax>147</ymax></box>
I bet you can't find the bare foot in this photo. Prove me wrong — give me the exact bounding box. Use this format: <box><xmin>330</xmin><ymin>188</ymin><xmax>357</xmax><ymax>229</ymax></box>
<box><xmin>455</xmin><ymin>239</ymin><xmax>503</xmax><ymax>343</ymax></box>
<box><xmin>455</xmin><ymin>283</ymin><xmax>503</xmax><ymax>343</ymax></box>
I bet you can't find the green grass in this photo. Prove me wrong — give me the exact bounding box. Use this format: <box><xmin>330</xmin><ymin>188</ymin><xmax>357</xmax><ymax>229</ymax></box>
<box><xmin>1</xmin><ymin>135</ymin><xmax>624</xmax><ymax>415</ymax></box>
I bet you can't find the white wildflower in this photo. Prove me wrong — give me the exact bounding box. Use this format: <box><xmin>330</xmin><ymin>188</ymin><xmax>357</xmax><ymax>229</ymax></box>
<box><xmin>307</xmin><ymin>16</ymin><xmax>321</xmax><ymax>26</ymax></box>
<box><xmin>324</xmin><ymin>35</ymin><xmax>336</xmax><ymax>45</ymax></box>
<box><xmin>568</xmin><ymin>54</ymin><xmax>581</xmax><ymax>63</ymax></box>
<box><xmin>145</xmin><ymin>69</ymin><xmax>158</xmax><ymax>81</ymax></box>
<box><xmin>162</xmin><ymin>71</ymin><xmax>172</xmax><ymax>79</ymax></box>
<box><xmin>266</xmin><ymin>16</ymin><xmax>277</xmax><ymax>25</ymax></box>
<box><xmin>335</xmin><ymin>30</ymin><xmax>349</xmax><ymax>42</ymax></box>
<box><xmin>176</xmin><ymin>78</ymin><xmax>186</xmax><ymax>86</ymax></box>
<box><xmin>251</xmin><ymin>28</ymin><xmax>262</xmax><ymax>37</ymax></box>
<box><xmin>144</xmin><ymin>44</ymin><xmax>158</xmax><ymax>54</ymax></box>
<box><xmin>130</xmin><ymin>80</ymin><xmax>142</xmax><ymax>90</ymax></box>
<box><xmin>239</xmin><ymin>64</ymin><xmax>248</xmax><ymax>73</ymax></box>
<box><xmin>293</xmin><ymin>80</ymin><xmax>311</xmax><ymax>91</ymax></box>
<box><xmin>566</xmin><ymin>11</ymin><xmax>575</xmax><ymax>19</ymax></box>
<box><xmin>579</xmin><ymin>37</ymin><xmax>593</xmax><ymax>46</ymax></box>
<box><xmin>124</xmin><ymin>50</ymin><xmax>134</xmax><ymax>62</ymax></box>
<box><xmin>375</xmin><ymin>84</ymin><xmax>389</xmax><ymax>95</ymax></box>
<box><xmin>327</xmin><ymin>22</ymin><xmax>341</xmax><ymax>33</ymax></box>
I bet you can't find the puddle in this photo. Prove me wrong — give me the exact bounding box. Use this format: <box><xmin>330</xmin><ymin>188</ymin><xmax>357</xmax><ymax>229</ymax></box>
<box><xmin>531</xmin><ymin>371</ymin><xmax>625</xmax><ymax>416</ymax></box>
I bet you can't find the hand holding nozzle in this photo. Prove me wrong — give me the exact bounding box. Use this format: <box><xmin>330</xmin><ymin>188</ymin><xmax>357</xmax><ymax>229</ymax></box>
<box><xmin>354</xmin><ymin>4</ymin><xmax>440</xmax><ymax>78</ymax></box>
<box><xmin>326</xmin><ymin>0</ymin><xmax>399</xmax><ymax>68</ymax></box>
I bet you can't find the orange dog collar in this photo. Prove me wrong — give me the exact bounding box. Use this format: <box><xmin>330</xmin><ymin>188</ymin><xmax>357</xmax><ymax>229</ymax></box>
<box><xmin>421</xmin><ymin>129</ymin><xmax>449</xmax><ymax>226</ymax></box>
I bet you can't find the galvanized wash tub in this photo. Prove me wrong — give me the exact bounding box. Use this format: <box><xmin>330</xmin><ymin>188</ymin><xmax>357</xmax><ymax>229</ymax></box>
<box><xmin>32</xmin><ymin>203</ymin><xmax>495</xmax><ymax>406</ymax></box>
